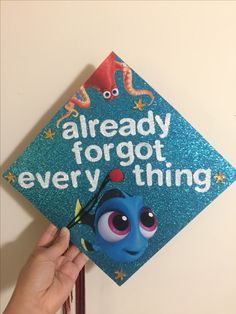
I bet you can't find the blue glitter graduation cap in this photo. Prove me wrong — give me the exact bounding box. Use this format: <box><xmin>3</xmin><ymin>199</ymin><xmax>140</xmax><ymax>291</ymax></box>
<box><xmin>3</xmin><ymin>52</ymin><xmax>235</xmax><ymax>285</ymax></box>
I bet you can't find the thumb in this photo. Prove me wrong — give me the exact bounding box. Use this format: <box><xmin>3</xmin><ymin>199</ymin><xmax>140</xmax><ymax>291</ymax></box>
<box><xmin>45</xmin><ymin>227</ymin><xmax>70</xmax><ymax>260</ymax></box>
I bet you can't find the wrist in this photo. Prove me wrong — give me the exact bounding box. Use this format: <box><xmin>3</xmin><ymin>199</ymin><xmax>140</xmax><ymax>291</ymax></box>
<box><xmin>4</xmin><ymin>291</ymin><xmax>48</xmax><ymax>314</ymax></box>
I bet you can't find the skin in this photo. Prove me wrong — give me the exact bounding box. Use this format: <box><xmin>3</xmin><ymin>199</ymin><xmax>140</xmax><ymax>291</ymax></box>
<box><xmin>4</xmin><ymin>224</ymin><xmax>88</xmax><ymax>314</ymax></box>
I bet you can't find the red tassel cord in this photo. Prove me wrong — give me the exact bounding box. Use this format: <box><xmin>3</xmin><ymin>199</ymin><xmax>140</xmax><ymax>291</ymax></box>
<box><xmin>76</xmin><ymin>266</ymin><xmax>86</xmax><ymax>314</ymax></box>
<box><xmin>63</xmin><ymin>267</ymin><xmax>85</xmax><ymax>314</ymax></box>
<box><xmin>64</xmin><ymin>170</ymin><xmax>124</xmax><ymax>313</ymax></box>
<box><xmin>63</xmin><ymin>170</ymin><xmax>124</xmax><ymax>313</ymax></box>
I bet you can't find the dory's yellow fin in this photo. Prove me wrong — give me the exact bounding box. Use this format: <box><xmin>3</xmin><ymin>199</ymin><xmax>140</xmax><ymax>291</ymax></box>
<box><xmin>74</xmin><ymin>199</ymin><xmax>82</xmax><ymax>223</ymax></box>
<box><xmin>81</xmin><ymin>238</ymin><xmax>88</xmax><ymax>251</ymax></box>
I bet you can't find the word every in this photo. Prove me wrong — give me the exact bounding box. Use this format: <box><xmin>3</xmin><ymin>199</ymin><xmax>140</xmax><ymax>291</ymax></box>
<box><xmin>18</xmin><ymin>170</ymin><xmax>99</xmax><ymax>192</ymax></box>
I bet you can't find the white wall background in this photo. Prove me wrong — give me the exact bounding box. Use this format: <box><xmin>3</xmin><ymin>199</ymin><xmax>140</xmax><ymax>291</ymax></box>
<box><xmin>1</xmin><ymin>1</ymin><xmax>236</xmax><ymax>314</ymax></box>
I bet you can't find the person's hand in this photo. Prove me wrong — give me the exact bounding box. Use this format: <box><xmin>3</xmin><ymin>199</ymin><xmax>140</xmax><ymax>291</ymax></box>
<box><xmin>4</xmin><ymin>224</ymin><xmax>88</xmax><ymax>314</ymax></box>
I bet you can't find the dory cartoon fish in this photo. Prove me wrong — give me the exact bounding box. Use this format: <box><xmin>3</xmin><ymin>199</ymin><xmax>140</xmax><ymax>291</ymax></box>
<box><xmin>81</xmin><ymin>188</ymin><xmax>158</xmax><ymax>262</ymax></box>
<box><xmin>67</xmin><ymin>169</ymin><xmax>158</xmax><ymax>263</ymax></box>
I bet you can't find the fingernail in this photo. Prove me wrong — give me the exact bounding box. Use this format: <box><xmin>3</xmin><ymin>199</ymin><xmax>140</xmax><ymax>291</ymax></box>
<box><xmin>60</xmin><ymin>227</ymin><xmax>68</xmax><ymax>237</ymax></box>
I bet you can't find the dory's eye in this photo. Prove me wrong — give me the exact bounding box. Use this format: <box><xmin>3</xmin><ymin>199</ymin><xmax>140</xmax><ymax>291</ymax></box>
<box><xmin>103</xmin><ymin>91</ymin><xmax>111</xmax><ymax>99</ymax></box>
<box><xmin>139</xmin><ymin>208</ymin><xmax>157</xmax><ymax>239</ymax></box>
<box><xmin>97</xmin><ymin>211</ymin><xmax>130</xmax><ymax>242</ymax></box>
<box><xmin>112</xmin><ymin>88</ymin><xmax>119</xmax><ymax>96</ymax></box>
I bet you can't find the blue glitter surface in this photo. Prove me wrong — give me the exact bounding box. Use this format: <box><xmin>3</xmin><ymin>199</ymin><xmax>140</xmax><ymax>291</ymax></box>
<box><xmin>3</xmin><ymin>52</ymin><xmax>235</xmax><ymax>285</ymax></box>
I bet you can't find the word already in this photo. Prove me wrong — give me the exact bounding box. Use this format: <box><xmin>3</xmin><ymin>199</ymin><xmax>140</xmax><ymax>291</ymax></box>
<box><xmin>61</xmin><ymin>110</ymin><xmax>171</xmax><ymax>140</ymax></box>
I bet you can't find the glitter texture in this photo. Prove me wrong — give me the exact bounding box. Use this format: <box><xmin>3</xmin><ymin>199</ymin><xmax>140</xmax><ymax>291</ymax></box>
<box><xmin>3</xmin><ymin>52</ymin><xmax>235</xmax><ymax>285</ymax></box>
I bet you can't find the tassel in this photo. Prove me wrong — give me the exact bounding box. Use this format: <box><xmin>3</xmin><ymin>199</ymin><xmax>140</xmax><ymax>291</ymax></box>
<box><xmin>62</xmin><ymin>267</ymin><xmax>85</xmax><ymax>314</ymax></box>
<box><xmin>63</xmin><ymin>171</ymin><xmax>123</xmax><ymax>312</ymax></box>
<box><xmin>76</xmin><ymin>266</ymin><xmax>86</xmax><ymax>314</ymax></box>
<box><xmin>67</xmin><ymin>169</ymin><xmax>124</xmax><ymax>230</ymax></box>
